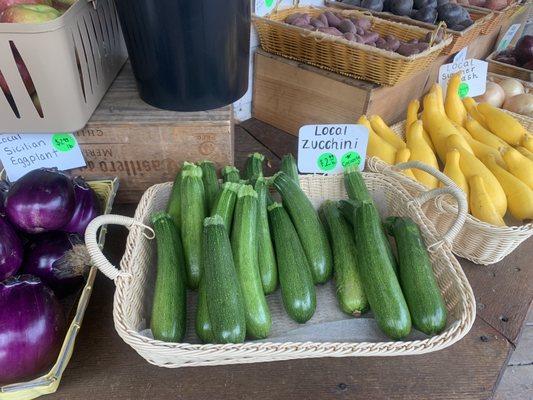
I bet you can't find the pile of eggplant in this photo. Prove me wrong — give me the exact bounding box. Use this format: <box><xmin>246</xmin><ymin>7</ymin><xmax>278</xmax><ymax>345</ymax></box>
<box><xmin>0</xmin><ymin>168</ymin><xmax>99</xmax><ymax>385</ymax></box>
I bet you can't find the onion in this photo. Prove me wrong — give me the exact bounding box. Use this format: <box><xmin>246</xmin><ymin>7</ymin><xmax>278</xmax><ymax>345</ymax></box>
<box><xmin>474</xmin><ymin>82</ymin><xmax>506</xmax><ymax>108</ymax></box>
<box><xmin>23</xmin><ymin>233</ymin><xmax>89</xmax><ymax>298</ymax></box>
<box><xmin>5</xmin><ymin>168</ymin><xmax>75</xmax><ymax>234</ymax></box>
<box><xmin>62</xmin><ymin>177</ymin><xmax>100</xmax><ymax>236</ymax></box>
<box><xmin>498</xmin><ymin>78</ymin><xmax>525</xmax><ymax>100</ymax></box>
<box><xmin>0</xmin><ymin>275</ymin><xmax>65</xmax><ymax>385</ymax></box>
<box><xmin>0</xmin><ymin>218</ymin><xmax>23</xmax><ymax>281</ymax></box>
<box><xmin>503</xmin><ymin>94</ymin><xmax>533</xmax><ymax>118</ymax></box>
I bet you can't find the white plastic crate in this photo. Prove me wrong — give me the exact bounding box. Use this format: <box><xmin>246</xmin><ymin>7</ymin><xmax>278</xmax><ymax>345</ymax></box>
<box><xmin>0</xmin><ymin>0</ymin><xmax>127</xmax><ymax>133</ymax></box>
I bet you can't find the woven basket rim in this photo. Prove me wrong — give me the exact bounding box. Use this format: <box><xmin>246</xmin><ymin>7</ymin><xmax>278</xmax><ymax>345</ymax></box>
<box><xmin>253</xmin><ymin>5</ymin><xmax>453</xmax><ymax>61</ymax></box>
<box><xmin>108</xmin><ymin>174</ymin><xmax>476</xmax><ymax>362</ymax></box>
<box><xmin>323</xmin><ymin>0</ymin><xmax>494</xmax><ymax>36</ymax></box>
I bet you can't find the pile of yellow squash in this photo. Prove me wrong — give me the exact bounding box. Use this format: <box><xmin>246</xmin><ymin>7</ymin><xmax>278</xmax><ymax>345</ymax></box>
<box><xmin>363</xmin><ymin>73</ymin><xmax>533</xmax><ymax>226</ymax></box>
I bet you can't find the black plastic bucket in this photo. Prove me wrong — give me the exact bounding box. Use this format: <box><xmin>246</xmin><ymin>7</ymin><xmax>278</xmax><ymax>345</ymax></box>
<box><xmin>114</xmin><ymin>0</ymin><xmax>251</xmax><ymax>111</ymax></box>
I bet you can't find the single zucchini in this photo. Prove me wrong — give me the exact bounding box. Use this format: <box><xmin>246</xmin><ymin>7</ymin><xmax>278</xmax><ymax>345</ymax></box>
<box><xmin>231</xmin><ymin>185</ymin><xmax>272</xmax><ymax>339</ymax></box>
<box><xmin>344</xmin><ymin>166</ymin><xmax>373</xmax><ymax>203</ymax></box>
<box><xmin>211</xmin><ymin>182</ymin><xmax>241</xmax><ymax>231</ymax></box>
<box><xmin>354</xmin><ymin>201</ymin><xmax>411</xmax><ymax>339</ymax></box>
<box><xmin>320</xmin><ymin>201</ymin><xmax>368</xmax><ymax>316</ymax></box>
<box><xmin>222</xmin><ymin>166</ymin><xmax>240</xmax><ymax>183</ymax></box>
<box><xmin>385</xmin><ymin>217</ymin><xmax>447</xmax><ymax>335</ymax></box>
<box><xmin>166</xmin><ymin>163</ymin><xmax>195</xmax><ymax>229</ymax></box>
<box><xmin>254</xmin><ymin>177</ymin><xmax>278</xmax><ymax>294</ymax></box>
<box><xmin>150</xmin><ymin>212</ymin><xmax>187</xmax><ymax>342</ymax></box>
<box><xmin>181</xmin><ymin>164</ymin><xmax>206</xmax><ymax>289</ymax></box>
<box><xmin>281</xmin><ymin>153</ymin><xmax>300</xmax><ymax>186</ymax></box>
<box><xmin>243</xmin><ymin>153</ymin><xmax>265</xmax><ymax>184</ymax></box>
<box><xmin>195</xmin><ymin>276</ymin><xmax>213</xmax><ymax>343</ymax></box>
<box><xmin>271</xmin><ymin>172</ymin><xmax>333</xmax><ymax>284</ymax></box>
<box><xmin>199</xmin><ymin>160</ymin><xmax>220</xmax><ymax>211</ymax></box>
<box><xmin>268</xmin><ymin>202</ymin><xmax>316</xmax><ymax>323</ymax></box>
<box><xmin>338</xmin><ymin>198</ymin><xmax>399</xmax><ymax>275</ymax></box>
<box><xmin>203</xmin><ymin>215</ymin><xmax>246</xmax><ymax>343</ymax></box>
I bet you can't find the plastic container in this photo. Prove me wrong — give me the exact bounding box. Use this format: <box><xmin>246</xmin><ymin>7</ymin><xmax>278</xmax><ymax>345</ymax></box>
<box><xmin>0</xmin><ymin>0</ymin><xmax>127</xmax><ymax>133</ymax></box>
<box><xmin>114</xmin><ymin>0</ymin><xmax>251</xmax><ymax>111</ymax></box>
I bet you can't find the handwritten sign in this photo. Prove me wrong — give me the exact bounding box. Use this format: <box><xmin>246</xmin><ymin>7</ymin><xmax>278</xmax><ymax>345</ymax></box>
<box><xmin>0</xmin><ymin>132</ymin><xmax>86</xmax><ymax>181</ymax></box>
<box><xmin>255</xmin><ymin>0</ymin><xmax>275</xmax><ymax>17</ymax></box>
<box><xmin>439</xmin><ymin>58</ymin><xmax>488</xmax><ymax>99</ymax></box>
<box><xmin>497</xmin><ymin>24</ymin><xmax>521</xmax><ymax>52</ymax></box>
<box><xmin>297</xmin><ymin>124</ymin><xmax>369</xmax><ymax>174</ymax></box>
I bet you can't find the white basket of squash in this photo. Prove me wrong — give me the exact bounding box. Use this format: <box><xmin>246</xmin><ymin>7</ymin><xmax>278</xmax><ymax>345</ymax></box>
<box><xmin>364</xmin><ymin>73</ymin><xmax>533</xmax><ymax>265</ymax></box>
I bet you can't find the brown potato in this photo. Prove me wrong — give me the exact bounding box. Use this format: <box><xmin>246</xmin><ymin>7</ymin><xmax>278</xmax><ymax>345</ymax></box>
<box><xmin>416</xmin><ymin>42</ymin><xmax>430</xmax><ymax>52</ymax></box>
<box><xmin>310</xmin><ymin>17</ymin><xmax>327</xmax><ymax>28</ymax></box>
<box><xmin>323</xmin><ymin>11</ymin><xmax>342</xmax><ymax>27</ymax></box>
<box><xmin>396</xmin><ymin>43</ymin><xmax>421</xmax><ymax>56</ymax></box>
<box><xmin>468</xmin><ymin>0</ymin><xmax>486</xmax><ymax>6</ymax></box>
<box><xmin>344</xmin><ymin>32</ymin><xmax>356</xmax><ymax>41</ymax></box>
<box><xmin>485</xmin><ymin>0</ymin><xmax>507</xmax><ymax>10</ymax></box>
<box><xmin>285</xmin><ymin>13</ymin><xmax>305</xmax><ymax>24</ymax></box>
<box><xmin>318</xmin><ymin>26</ymin><xmax>344</xmax><ymax>36</ymax></box>
<box><xmin>360</xmin><ymin>31</ymin><xmax>380</xmax><ymax>44</ymax></box>
<box><xmin>338</xmin><ymin>19</ymin><xmax>357</xmax><ymax>33</ymax></box>
<box><xmin>292</xmin><ymin>17</ymin><xmax>313</xmax><ymax>27</ymax></box>
<box><xmin>319</xmin><ymin>13</ymin><xmax>329</xmax><ymax>27</ymax></box>
<box><xmin>352</xmin><ymin>17</ymin><xmax>372</xmax><ymax>30</ymax></box>
<box><xmin>385</xmin><ymin>35</ymin><xmax>401</xmax><ymax>51</ymax></box>
<box><xmin>375</xmin><ymin>37</ymin><xmax>389</xmax><ymax>49</ymax></box>
<box><xmin>408</xmin><ymin>38</ymin><xmax>419</xmax><ymax>44</ymax></box>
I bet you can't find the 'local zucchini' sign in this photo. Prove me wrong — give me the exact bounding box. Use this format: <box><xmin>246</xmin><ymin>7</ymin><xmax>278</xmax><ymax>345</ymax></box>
<box><xmin>438</xmin><ymin>58</ymin><xmax>488</xmax><ymax>99</ymax></box>
<box><xmin>297</xmin><ymin>124</ymin><xmax>369</xmax><ymax>174</ymax></box>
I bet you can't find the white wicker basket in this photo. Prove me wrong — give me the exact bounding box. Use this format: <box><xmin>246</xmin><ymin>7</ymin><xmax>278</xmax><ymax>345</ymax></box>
<box><xmin>84</xmin><ymin>166</ymin><xmax>475</xmax><ymax>367</ymax></box>
<box><xmin>365</xmin><ymin>112</ymin><xmax>533</xmax><ymax>265</ymax></box>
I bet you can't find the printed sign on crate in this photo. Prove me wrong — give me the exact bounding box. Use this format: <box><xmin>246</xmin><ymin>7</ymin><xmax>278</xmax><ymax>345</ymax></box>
<box><xmin>0</xmin><ymin>133</ymin><xmax>86</xmax><ymax>181</ymax></box>
<box><xmin>439</xmin><ymin>58</ymin><xmax>488</xmax><ymax>99</ymax></box>
<box><xmin>297</xmin><ymin>124</ymin><xmax>369</xmax><ymax>174</ymax></box>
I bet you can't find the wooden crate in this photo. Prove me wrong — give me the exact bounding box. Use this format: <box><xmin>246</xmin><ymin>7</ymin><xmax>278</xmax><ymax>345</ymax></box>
<box><xmin>72</xmin><ymin>64</ymin><xmax>234</xmax><ymax>203</ymax></box>
<box><xmin>487</xmin><ymin>50</ymin><xmax>533</xmax><ymax>82</ymax></box>
<box><xmin>253</xmin><ymin>28</ymin><xmax>500</xmax><ymax>136</ymax></box>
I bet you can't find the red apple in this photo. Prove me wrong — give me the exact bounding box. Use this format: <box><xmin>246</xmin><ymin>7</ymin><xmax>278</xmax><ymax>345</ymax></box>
<box><xmin>0</xmin><ymin>55</ymin><xmax>35</xmax><ymax>96</ymax></box>
<box><xmin>0</xmin><ymin>4</ymin><xmax>60</xmax><ymax>23</ymax></box>
<box><xmin>0</xmin><ymin>0</ymin><xmax>51</xmax><ymax>13</ymax></box>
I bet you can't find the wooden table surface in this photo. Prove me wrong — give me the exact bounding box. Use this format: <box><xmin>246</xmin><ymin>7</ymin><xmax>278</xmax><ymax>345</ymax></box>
<box><xmin>49</xmin><ymin>120</ymin><xmax>532</xmax><ymax>400</ymax></box>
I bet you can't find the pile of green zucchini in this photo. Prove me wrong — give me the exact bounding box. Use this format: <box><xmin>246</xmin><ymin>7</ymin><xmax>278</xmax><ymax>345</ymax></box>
<box><xmin>149</xmin><ymin>154</ymin><xmax>447</xmax><ymax>344</ymax></box>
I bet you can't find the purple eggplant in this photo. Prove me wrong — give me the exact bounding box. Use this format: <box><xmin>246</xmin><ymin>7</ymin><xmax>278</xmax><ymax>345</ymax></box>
<box><xmin>23</xmin><ymin>233</ymin><xmax>89</xmax><ymax>298</ymax></box>
<box><xmin>0</xmin><ymin>218</ymin><xmax>23</xmax><ymax>281</ymax></box>
<box><xmin>0</xmin><ymin>181</ymin><xmax>9</xmax><ymax>217</ymax></box>
<box><xmin>0</xmin><ymin>275</ymin><xmax>65</xmax><ymax>385</ymax></box>
<box><xmin>62</xmin><ymin>177</ymin><xmax>100</xmax><ymax>236</ymax></box>
<box><xmin>5</xmin><ymin>168</ymin><xmax>75</xmax><ymax>234</ymax></box>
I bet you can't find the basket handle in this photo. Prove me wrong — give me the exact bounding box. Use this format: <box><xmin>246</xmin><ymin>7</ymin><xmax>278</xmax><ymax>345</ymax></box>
<box><xmin>85</xmin><ymin>215</ymin><xmax>155</xmax><ymax>281</ymax></box>
<box><xmin>429</xmin><ymin>21</ymin><xmax>446</xmax><ymax>46</ymax></box>
<box><xmin>392</xmin><ymin>161</ymin><xmax>468</xmax><ymax>247</ymax></box>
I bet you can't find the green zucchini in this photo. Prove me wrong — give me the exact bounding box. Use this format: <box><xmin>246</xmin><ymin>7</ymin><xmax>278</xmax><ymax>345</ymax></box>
<box><xmin>199</xmin><ymin>160</ymin><xmax>220</xmax><ymax>211</ymax></box>
<box><xmin>195</xmin><ymin>277</ymin><xmax>213</xmax><ymax>343</ymax></box>
<box><xmin>231</xmin><ymin>185</ymin><xmax>272</xmax><ymax>339</ymax></box>
<box><xmin>385</xmin><ymin>217</ymin><xmax>447</xmax><ymax>335</ymax></box>
<box><xmin>268</xmin><ymin>202</ymin><xmax>316</xmax><ymax>323</ymax></box>
<box><xmin>222</xmin><ymin>166</ymin><xmax>240</xmax><ymax>183</ymax></box>
<box><xmin>343</xmin><ymin>165</ymin><xmax>372</xmax><ymax>203</ymax></box>
<box><xmin>254</xmin><ymin>177</ymin><xmax>278</xmax><ymax>294</ymax></box>
<box><xmin>211</xmin><ymin>182</ymin><xmax>241</xmax><ymax>231</ymax></box>
<box><xmin>354</xmin><ymin>201</ymin><xmax>411</xmax><ymax>339</ymax></box>
<box><xmin>203</xmin><ymin>215</ymin><xmax>246</xmax><ymax>343</ymax></box>
<box><xmin>150</xmin><ymin>212</ymin><xmax>187</xmax><ymax>342</ymax></box>
<box><xmin>320</xmin><ymin>201</ymin><xmax>368</xmax><ymax>316</ymax></box>
<box><xmin>166</xmin><ymin>163</ymin><xmax>195</xmax><ymax>229</ymax></box>
<box><xmin>281</xmin><ymin>153</ymin><xmax>299</xmax><ymax>186</ymax></box>
<box><xmin>338</xmin><ymin>199</ymin><xmax>399</xmax><ymax>275</ymax></box>
<box><xmin>243</xmin><ymin>153</ymin><xmax>265</xmax><ymax>183</ymax></box>
<box><xmin>271</xmin><ymin>172</ymin><xmax>333</xmax><ymax>284</ymax></box>
<box><xmin>181</xmin><ymin>164</ymin><xmax>206</xmax><ymax>289</ymax></box>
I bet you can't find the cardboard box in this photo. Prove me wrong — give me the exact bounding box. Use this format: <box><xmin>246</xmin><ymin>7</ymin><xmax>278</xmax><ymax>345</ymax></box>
<box><xmin>72</xmin><ymin>64</ymin><xmax>234</xmax><ymax>203</ymax></box>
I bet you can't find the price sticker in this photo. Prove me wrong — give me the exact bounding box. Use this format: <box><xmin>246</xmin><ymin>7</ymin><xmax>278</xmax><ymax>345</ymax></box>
<box><xmin>0</xmin><ymin>132</ymin><xmax>86</xmax><ymax>181</ymax></box>
<box><xmin>298</xmin><ymin>124</ymin><xmax>369</xmax><ymax>174</ymax></box>
<box><xmin>438</xmin><ymin>58</ymin><xmax>488</xmax><ymax>98</ymax></box>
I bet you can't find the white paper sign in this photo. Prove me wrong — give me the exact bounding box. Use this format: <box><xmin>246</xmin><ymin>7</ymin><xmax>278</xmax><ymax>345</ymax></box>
<box><xmin>255</xmin><ymin>0</ymin><xmax>276</xmax><ymax>17</ymax></box>
<box><xmin>438</xmin><ymin>58</ymin><xmax>488</xmax><ymax>99</ymax></box>
<box><xmin>453</xmin><ymin>47</ymin><xmax>467</xmax><ymax>64</ymax></box>
<box><xmin>297</xmin><ymin>124</ymin><xmax>369</xmax><ymax>174</ymax></box>
<box><xmin>497</xmin><ymin>24</ymin><xmax>521</xmax><ymax>52</ymax></box>
<box><xmin>0</xmin><ymin>133</ymin><xmax>86</xmax><ymax>181</ymax></box>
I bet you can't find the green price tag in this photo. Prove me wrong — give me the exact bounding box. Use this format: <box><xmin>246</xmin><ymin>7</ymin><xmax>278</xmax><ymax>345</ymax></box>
<box><xmin>317</xmin><ymin>152</ymin><xmax>337</xmax><ymax>172</ymax></box>
<box><xmin>265</xmin><ymin>0</ymin><xmax>274</xmax><ymax>6</ymax></box>
<box><xmin>341</xmin><ymin>151</ymin><xmax>361</xmax><ymax>168</ymax></box>
<box><xmin>458</xmin><ymin>82</ymin><xmax>469</xmax><ymax>99</ymax></box>
<box><xmin>52</xmin><ymin>133</ymin><xmax>76</xmax><ymax>152</ymax></box>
